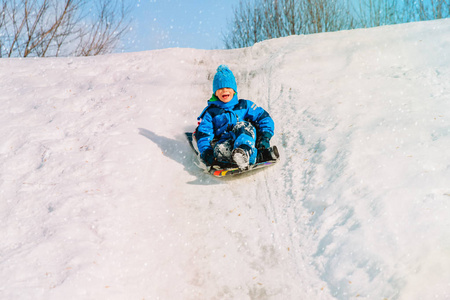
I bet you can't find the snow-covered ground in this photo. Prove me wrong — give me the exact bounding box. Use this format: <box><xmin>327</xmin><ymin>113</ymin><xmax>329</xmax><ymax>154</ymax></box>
<box><xmin>1</xmin><ymin>19</ymin><xmax>449</xmax><ymax>300</ymax></box>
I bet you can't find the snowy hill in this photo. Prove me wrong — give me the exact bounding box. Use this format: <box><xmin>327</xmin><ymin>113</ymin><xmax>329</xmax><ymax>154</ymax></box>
<box><xmin>1</xmin><ymin>19</ymin><xmax>450</xmax><ymax>300</ymax></box>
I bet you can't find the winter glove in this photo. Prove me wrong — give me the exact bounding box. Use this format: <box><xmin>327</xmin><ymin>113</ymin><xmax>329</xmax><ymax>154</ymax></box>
<box><xmin>201</xmin><ymin>149</ymin><xmax>215</xmax><ymax>166</ymax></box>
<box><xmin>257</xmin><ymin>132</ymin><xmax>272</xmax><ymax>149</ymax></box>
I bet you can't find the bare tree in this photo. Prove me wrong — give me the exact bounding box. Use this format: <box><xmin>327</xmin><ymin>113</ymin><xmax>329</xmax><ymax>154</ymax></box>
<box><xmin>301</xmin><ymin>0</ymin><xmax>355</xmax><ymax>33</ymax></box>
<box><xmin>353</xmin><ymin>0</ymin><xmax>406</xmax><ymax>27</ymax></box>
<box><xmin>224</xmin><ymin>0</ymin><xmax>303</xmax><ymax>48</ymax></box>
<box><xmin>75</xmin><ymin>0</ymin><xmax>130</xmax><ymax>56</ymax></box>
<box><xmin>224</xmin><ymin>0</ymin><xmax>354</xmax><ymax>49</ymax></box>
<box><xmin>224</xmin><ymin>0</ymin><xmax>262</xmax><ymax>49</ymax></box>
<box><xmin>0</xmin><ymin>0</ymin><xmax>131</xmax><ymax>57</ymax></box>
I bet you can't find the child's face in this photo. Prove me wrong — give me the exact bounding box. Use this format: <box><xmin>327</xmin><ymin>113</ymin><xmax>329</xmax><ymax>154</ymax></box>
<box><xmin>215</xmin><ymin>88</ymin><xmax>235</xmax><ymax>103</ymax></box>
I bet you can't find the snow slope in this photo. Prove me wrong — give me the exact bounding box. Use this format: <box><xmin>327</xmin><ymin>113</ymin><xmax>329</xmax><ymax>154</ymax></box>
<box><xmin>1</xmin><ymin>19</ymin><xmax>450</xmax><ymax>300</ymax></box>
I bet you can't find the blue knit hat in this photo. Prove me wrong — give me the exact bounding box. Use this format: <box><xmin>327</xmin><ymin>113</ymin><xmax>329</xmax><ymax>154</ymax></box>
<box><xmin>213</xmin><ymin>65</ymin><xmax>237</xmax><ymax>94</ymax></box>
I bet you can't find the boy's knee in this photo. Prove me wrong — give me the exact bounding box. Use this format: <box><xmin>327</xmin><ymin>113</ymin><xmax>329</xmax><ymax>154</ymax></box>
<box><xmin>233</xmin><ymin>121</ymin><xmax>256</xmax><ymax>140</ymax></box>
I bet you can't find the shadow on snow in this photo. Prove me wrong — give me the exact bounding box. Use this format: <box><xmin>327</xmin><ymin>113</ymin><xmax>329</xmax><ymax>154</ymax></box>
<box><xmin>138</xmin><ymin>128</ymin><xmax>222</xmax><ymax>185</ymax></box>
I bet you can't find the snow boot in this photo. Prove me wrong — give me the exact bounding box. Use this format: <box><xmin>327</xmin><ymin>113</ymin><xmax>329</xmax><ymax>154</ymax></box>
<box><xmin>232</xmin><ymin>147</ymin><xmax>250</xmax><ymax>169</ymax></box>
<box><xmin>257</xmin><ymin>145</ymin><xmax>280</xmax><ymax>163</ymax></box>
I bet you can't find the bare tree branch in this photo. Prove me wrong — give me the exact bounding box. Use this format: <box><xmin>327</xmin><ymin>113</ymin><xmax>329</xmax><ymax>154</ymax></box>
<box><xmin>75</xmin><ymin>0</ymin><xmax>131</xmax><ymax>56</ymax></box>
<box><xmin>0</xmin><ymin>0</ymin><xmax>131</xmax><ymax>57</ymax></box>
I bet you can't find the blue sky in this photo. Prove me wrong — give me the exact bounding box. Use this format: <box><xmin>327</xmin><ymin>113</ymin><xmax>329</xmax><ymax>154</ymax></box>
<box><xmin>122</xmin><ymin>0</ymin><xmax>241</xmax><ymax>52</ymax></box>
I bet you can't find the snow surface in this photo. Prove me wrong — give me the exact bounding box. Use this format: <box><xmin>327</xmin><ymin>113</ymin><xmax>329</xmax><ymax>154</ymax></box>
<box><xmin>1</xmin><ymin>19</ymin><xmax>450</xmax><ymax>300</ymax></box>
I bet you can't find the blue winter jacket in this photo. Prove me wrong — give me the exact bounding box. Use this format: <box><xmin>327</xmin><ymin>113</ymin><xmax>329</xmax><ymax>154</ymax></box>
<box><xmin>195</xmin><ymin>94</ymin><xmax>275</xmax><ymax>155</ymax></box>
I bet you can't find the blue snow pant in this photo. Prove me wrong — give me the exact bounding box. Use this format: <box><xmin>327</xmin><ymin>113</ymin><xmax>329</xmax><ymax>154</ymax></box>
<box><xmin>213</xmin><ymin>121</ymin><xmax>257</xmax><ymax>165</ymax></box>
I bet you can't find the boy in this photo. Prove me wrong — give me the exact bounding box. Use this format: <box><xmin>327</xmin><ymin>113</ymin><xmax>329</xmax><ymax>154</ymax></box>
<box><xmin>195</xmin><ymin>65</ymin><xmax>275</xmax><ymax>169</ymax></box>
